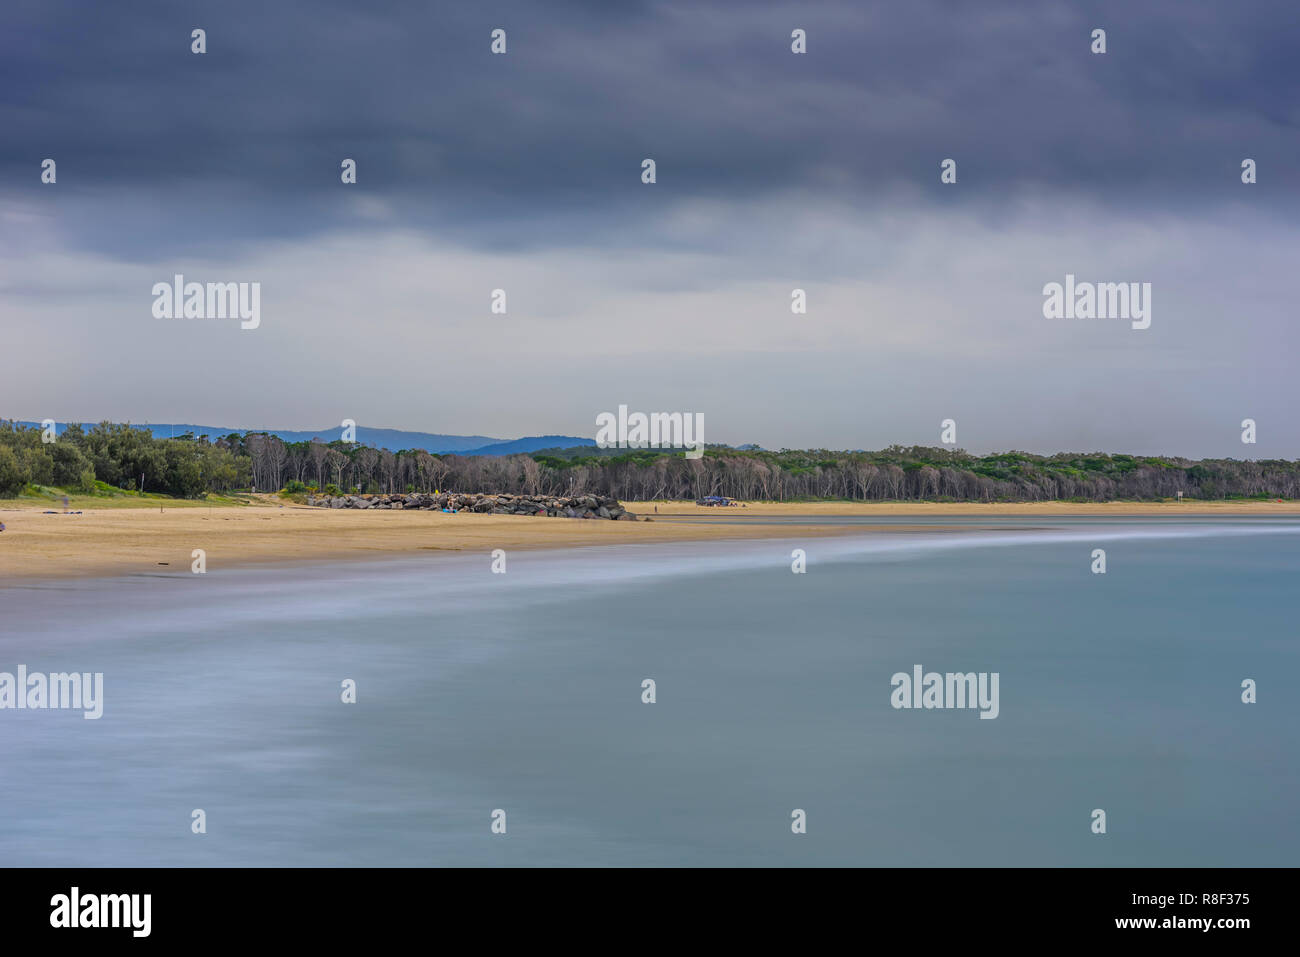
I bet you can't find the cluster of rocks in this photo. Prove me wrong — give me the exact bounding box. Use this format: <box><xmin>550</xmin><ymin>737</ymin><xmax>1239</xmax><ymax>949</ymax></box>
<box><xmin>306</xmin><ymin>491</ymin><xmax>641</xmax><ymax>520</ymax></box>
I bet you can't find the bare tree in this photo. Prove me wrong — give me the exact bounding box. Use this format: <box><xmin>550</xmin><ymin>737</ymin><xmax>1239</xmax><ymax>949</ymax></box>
<box><xmin>353</xmin><ymin>447</ymin><xmax>379</xmax><ymax>492</ymax></box>
<box><xmin>379</xmin><ymin>450</ymin><xmax>398</xmax><ymax>492</ymax></box>
<box><xmin>326</xmin><ymin>448</ymin><xmax>349</xmax><ymax>488</ymax></box>
<box><xmin>308</xmin><ymin>440</ymin><xmax>328</xmax><ymax>490</ymax></box>
<box><xmin>245</xmin><ymin>432</ymin><xmax>269</xmax><ymax>491</ymax></box>
<box><xmin>267</xmin><ymin>436</ymin><xmax>288</xmax><ymax>490</ymax></box>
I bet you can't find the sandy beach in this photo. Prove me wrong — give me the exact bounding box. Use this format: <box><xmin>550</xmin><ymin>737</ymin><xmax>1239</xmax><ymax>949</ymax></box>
<box><xmin>0</xmin><ymin>499</ymin><xmax>845</xmax><ymax>581</ymax></box>
<box><xmin>624</xmin><ymin>499</ymin><xmax>1300</xmax><ymax>516</ymax></box>
<box><xmin>1</xmin><ymin>496</ymin><xmax>1296</xmax><ymax>581</ymax></box>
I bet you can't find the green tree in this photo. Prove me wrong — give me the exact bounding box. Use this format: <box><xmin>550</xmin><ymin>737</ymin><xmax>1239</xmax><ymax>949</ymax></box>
<box><xmin>160</xmin><ymin>442</ymin><xmax>205</xmax><ymax>498</ymax></box>
<box><xmin>0</xmin><ymin>445</ymin><xmax>28</xmax><ymax>497</ymax></box>
<box><xmin>49</xmin><ymin>442</ymin><xmax>94</xmax><ymax>487</ymax></box>
<box><xmin>20</xmin><ymin>446</ymin><xmax>53</xmax><ymax>486</ymax></box>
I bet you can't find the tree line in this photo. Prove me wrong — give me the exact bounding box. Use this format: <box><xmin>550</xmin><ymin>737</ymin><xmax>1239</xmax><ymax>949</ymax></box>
<box><xmin>3</xmin><ymin>421</ymin><xmax>1298</xmax><ymax>502</ymax></box>
<box><xmin>527</xmin><ymin>446</ymin><xmax>1300</xmax><ymax>502</ymax></box>
<box><xmin>0</xmin><ymin>421</ymin><xmax>247</xmax><ymax>497</ymax></box>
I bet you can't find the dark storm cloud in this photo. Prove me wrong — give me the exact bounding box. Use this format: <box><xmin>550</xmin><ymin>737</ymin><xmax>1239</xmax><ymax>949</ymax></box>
<box><xmin>3</xmin><ymin>0</ymin><xmax>1297</xmax><ymax>257</ymax></box>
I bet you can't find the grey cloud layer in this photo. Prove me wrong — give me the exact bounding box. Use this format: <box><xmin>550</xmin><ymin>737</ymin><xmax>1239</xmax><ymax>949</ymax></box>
<box><xmin>1</xmin><ymin>0</ymin><xmax>1295</xmax><ymax>456</ymax></box>
<box><xmin>3</xmin><ymin>197</ymin><xmax>1295</xmax><ymax>457</ymax></box>
<box><xmin>3</xmin><ymin>0</ymin><xmax>1297</xmax><ymax>254</ymax></box>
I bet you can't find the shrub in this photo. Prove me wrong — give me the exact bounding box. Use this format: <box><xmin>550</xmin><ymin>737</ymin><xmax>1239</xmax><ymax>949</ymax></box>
<box><xmin>49</xmin><ymin>442</ymin><xmax>93</xmax><ymax>488</ymax></box>
<box><xmin>0</xmin><ymin>445</ymin><xmax>27</xmax><ymax>497</ymax></box>
<box><xmin>20</xmin><ymin>447</ymin><xmax>53</xmax><ymax>486</ymax></box>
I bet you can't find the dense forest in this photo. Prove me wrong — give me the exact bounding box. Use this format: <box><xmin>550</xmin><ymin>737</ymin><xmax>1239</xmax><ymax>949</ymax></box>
<box><xmin>0</xmin><ymin>421</ymin><xmax>246</xmax><ymax>498</ymax></box>
<box><xmin>2</xmin><ymin>420</ymin><xmax>1299</xmax><ymax>502</ymax></box>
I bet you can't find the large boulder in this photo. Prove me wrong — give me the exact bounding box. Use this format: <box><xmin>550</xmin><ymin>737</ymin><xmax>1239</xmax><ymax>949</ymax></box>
<box><xmin>310</xmin><ymin>488</ymin><xmax>634</xmax><ymax>518</ymax></box>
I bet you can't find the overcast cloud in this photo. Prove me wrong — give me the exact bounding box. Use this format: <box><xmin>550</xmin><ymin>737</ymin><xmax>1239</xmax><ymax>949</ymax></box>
<box><xmin>2</xmin><ymin>0</ymin><xmax>1296</xmax><ymax>455</ymax></box>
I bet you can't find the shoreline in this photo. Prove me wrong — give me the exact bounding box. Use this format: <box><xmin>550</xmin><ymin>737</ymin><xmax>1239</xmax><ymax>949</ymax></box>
<box><xmin>2</xmin><ymin>498</ymin><xmax>1297</xmax><ymax>582</ymax></box>
<box><xmin>0</xmin><ymin>500</ymin><xmax>856</xmax><ymax>582</ymax></box>
<box><xmin>624</xmin><ymin>499</ymin><xmax>1300</xmax><ymax>516</ymax></box>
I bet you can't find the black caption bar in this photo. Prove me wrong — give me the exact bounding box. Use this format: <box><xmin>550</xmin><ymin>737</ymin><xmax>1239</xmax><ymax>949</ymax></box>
<box><xmin>0</xmin><ymin>867</ymin><xmax>1285</xmax><ymax>943</ymax></box>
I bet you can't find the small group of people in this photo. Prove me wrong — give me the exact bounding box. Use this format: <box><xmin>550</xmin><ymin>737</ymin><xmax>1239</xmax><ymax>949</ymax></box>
<box><xmin>2</xmin><ymin>495</ymin><xmax>79</xmax><ymax>531</ymax></box>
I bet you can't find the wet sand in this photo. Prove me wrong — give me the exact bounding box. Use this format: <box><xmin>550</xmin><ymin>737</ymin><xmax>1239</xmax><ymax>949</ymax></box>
<box><xmin>2</xmin><ymin>497</ymin><xmax>1295</xmax><ymax>581</ymax></box>
<box><xmin>0</xmin><ymin>501</ymin><xmax>852</xmax><ymax>580</ymax></box>
<box><xmin>623</xmin><ymin>499</ymin><xmax>1300</xmax><ymax>517</ymax></box>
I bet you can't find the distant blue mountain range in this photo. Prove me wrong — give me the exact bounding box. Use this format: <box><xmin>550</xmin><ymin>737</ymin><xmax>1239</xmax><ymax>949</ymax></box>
<box><xmin>8</xmin><ymin>421</ymin><xmax>596</xmax><ymax>456</ymax></box>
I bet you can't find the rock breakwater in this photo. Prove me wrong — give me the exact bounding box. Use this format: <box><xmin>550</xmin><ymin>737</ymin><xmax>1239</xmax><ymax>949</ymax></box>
<box><xmin>306</xmin><ymin>492</ymin><xmax>640</xmax><ymax>520</ymax></box>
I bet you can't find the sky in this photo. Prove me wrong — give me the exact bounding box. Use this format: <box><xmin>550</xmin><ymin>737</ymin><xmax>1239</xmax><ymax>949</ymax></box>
<box><xmin>1</xmin><ymin>0</ymin><xmax>1297</xmax><ymax>457</ymax></box>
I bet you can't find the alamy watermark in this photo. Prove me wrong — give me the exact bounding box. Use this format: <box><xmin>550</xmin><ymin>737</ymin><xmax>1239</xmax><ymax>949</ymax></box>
<box><xmin>0</xmin><ymin>666</ymin><xmax>103</xmax><ymax>719</ymax></box>
<box><xmin>1042</xmin><ymin>274</ymin><xmax>1150</xmax><ymax>330</ymax></box>
<box><xmin>890</xmin><ymin>664</ymin><xmax>999</xmax><ymax>719</ymax></box>
<box><xmin>152</xmin><ymin>274</ymin><xmax>260</xmax><ymax>329</ymax></box>
<box><xmin>596</xmin><ymin>405</ymin><xmax>704</xmax><ymax>459</ymax></box>
<box><xmin>50</xmin><ymin>887</ymin><xmax>150</xmax><ymax>937</ymax></box>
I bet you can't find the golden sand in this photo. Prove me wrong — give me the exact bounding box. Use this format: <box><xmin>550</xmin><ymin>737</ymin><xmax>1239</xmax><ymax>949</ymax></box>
<box><xmin>0</xmin><ymin>500</ymin><xmax>844</xmax><ymax>580</ymax></box>
<box><xmin>1</xmin><ymin>498</ymin><xmax>1294</xmax><ymax>581</ymax></box>
<box><xmin>623</xmin><ymin>499</ymin><xmax>1300</xmax><ymax>516</ymax></box>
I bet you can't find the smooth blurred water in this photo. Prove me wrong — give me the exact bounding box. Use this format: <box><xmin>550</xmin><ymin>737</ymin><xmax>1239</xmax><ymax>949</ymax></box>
<box><xmin>1</xmin><ymin>518</ymin><xmax>1297</xmax><ymax>866</ymax></box>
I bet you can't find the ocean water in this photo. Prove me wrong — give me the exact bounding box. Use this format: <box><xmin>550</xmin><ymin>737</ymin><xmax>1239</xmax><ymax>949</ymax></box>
<box><xmin>1</xmin><ymin>518</ymin><xmax>1297</xmax><ymax>867</ymax></box>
